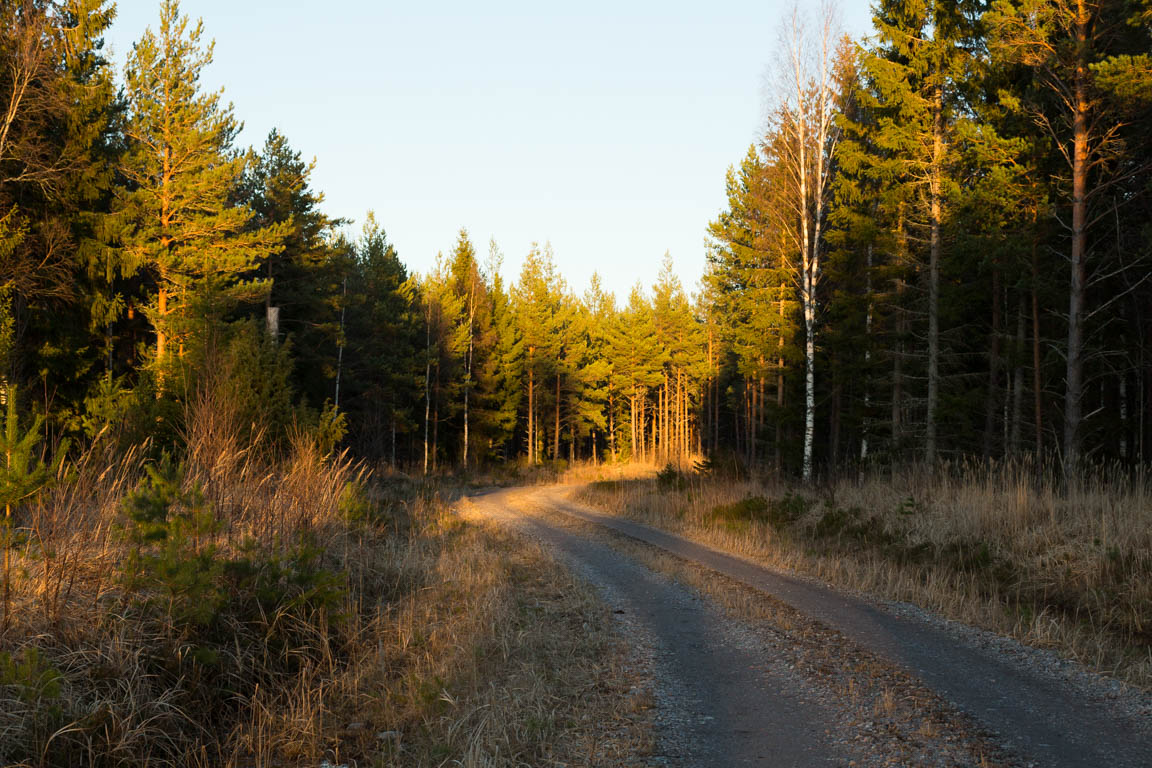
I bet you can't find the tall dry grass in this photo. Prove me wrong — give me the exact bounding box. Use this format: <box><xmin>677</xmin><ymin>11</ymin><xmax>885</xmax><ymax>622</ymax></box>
<box><xmin>575</xmin><ymin>459</ymin><xmax>1152</xmax><ymax>689</ymax></box>
<box><xmin>0</xmin><ymin>387</ymin><xmax>647</xmax><ymax>767</ymax></box>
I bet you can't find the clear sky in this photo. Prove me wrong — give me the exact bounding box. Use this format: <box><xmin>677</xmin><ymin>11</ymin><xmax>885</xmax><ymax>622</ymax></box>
<box><xmin>106</xmin><ymin>1</ymin><xmax>873</xmax><ymax>300</ymax></box>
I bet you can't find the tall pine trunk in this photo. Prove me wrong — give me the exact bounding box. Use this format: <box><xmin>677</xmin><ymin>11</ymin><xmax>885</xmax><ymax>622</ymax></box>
<box><xmin>983</xmin><ymin>266</ymin><xmax>1002</xmax><ymax>459</ymax></box>
<box><xmin>527</xmin><ymin>347</ymin><xmax>535</xmax><ymax>465</ymax></box>
<box><xmin>1063</xmin><ymin>8</ymin><xmax>1089</xmax><ymax>477</ymax></box>
<box><xmin>334</xmin><ymin>276</ymin><xmax>347</xmax><ymax>408</ymax></box>
<box><xmin>462</xmin><ymin>278</ymin><xmax>475</xmax><ymax>468</ymax></box>
<box><xmin>1032</xmin><ymin>243</ymin><xmax>1044</xmax><ymax>454</ymax></box>
<box><xmin>1011</xmin><ymin>297</ymin><xmax>1026</xmax><ymax>454</ymax></box>
<box><xmin>926</xmin><ymin>78</ymin><xmax>943</xmax><ymax>467</ymax></box>
<box><xmin>422</xmin><ymin>304</ymin><xmax>432</xmax><ymax>475</ymax></box>
<box><xmin>861</xmin><ymin>244</ymin><xmax>873</xmax><ymax>461</ymax></box>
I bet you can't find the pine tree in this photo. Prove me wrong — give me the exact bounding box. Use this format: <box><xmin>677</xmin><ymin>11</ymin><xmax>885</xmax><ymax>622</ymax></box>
<box><xmin>0</xmin><ymin>384</ymin><xmax>67</xmax><ymax>628</ymax></box>
<box><xmin>513</xmin><ymin>244</ymin><xmax>565</xmax><ymax>463</ymax></box>
<box><xmin>446</xmin><ymin>230</ymin><xmax>497</xmax><ymax>468</ymax></box>
<box><xmin>111</xmin><ymin>0</ymin><xmax>286</xmax><ymax>386</ymax></box>
<box><xmin>482</xmin><ymin>240</ymin><xmax>521</xmax><ymax>460</ymax></box>
<box><xmin>608</xmin><ymin>286</ymin><xmax>661</xmax><ymax>461</ymax></box>
<box><xmin>582</xmin><ymin>274</ymin><xmax>616</xmax><ymax>461</ymax></box>
<box><xmin>707</xmin><ymin>146</ymin><xmax>799</xmax><ymax>469</ymax></box>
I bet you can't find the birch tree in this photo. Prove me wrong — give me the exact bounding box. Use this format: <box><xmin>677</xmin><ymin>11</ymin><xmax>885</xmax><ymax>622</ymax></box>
<box><xmin>768</xmin><ymin>2</ymin><xmax>844</xmax><ymax>481</ymax></box>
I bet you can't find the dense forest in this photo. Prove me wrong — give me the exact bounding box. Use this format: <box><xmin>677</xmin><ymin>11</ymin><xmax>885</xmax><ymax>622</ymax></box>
<box><xmin>3</xmin><ymin>0</ymin><xmax>1151</xmax><ymax>483</ymax></box>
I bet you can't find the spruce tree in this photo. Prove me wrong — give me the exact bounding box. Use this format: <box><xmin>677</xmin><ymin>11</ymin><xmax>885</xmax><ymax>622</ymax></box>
<box><xmin>341</xmin><ymin>214</ymin><xmax>419</xmax><ymax>462</ymax></box>
<box><xmin>856</xmin><ymin>0</ymin><xmax>988</xmax><ymax>464</ymax></box>
<box><xmin>238</xmin><ymin>129</ymin><xmax>344</xmax><ymax>407</ymax></box>
<box><xmin>987</xmin><ymin>0</ymin><xmax>1152</xmax><ymax>473</ymax></box>
<box><xmin>0</xmin><ymin>0</ymin><xmax>119</xmax><ymax>416</ymax></box>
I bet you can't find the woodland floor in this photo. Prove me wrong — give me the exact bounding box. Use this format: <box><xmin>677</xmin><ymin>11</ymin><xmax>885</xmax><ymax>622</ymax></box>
<box><xmin>463</xmin><ymin>484</ymin><xmax>1152</xmax><ymax>768</ymax></box>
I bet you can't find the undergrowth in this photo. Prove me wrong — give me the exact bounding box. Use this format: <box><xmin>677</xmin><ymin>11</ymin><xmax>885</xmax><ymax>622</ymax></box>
<box><xmin>0</xmin><ymin>388</ymin><xmax>643</xmax><ymax>766</ymax></box>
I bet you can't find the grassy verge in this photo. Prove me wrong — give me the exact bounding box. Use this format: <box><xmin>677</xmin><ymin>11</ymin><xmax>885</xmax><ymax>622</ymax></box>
<box><xmin>573</xmin><ymin>461</ymin><xmax>1152</xmax><ymax>689</ymax></box>
<box><xmin>0</xmin><ymin>417</ymin><xmax>649</xmax><ymax>767</ymax></box>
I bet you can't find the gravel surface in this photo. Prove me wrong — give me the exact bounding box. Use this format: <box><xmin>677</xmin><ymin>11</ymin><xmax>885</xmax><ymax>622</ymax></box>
<box><xmin>512</xmin><ymin>484</ymin><xmax>1152</xmax><ymax>768</ymax></box>
<box><xmin>470</xmin><ymin>490</ymin><xmax>847</xmax><ymax>766</ymax></box>
<box><xmin>466</xmin><ymin>486</ymin><xmax>1128</xmax><ymax>767</ymax></box>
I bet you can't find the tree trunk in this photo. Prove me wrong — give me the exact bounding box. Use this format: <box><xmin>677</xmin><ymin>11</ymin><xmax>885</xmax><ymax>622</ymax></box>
<box><xmin>861</xmin><ymin>244</ymin><xmax>873</xmax><ymax>462</ymax></box>
<box><xmin>1032</xmin><ymin>243</ymin><xmax>1044</xmax><ymax>455</ymax></box>
<box><xmin>422</xmin><ymin>307</ymin><xmax>431</xmax><ymax>475</ymax></box>
<box><xmin>803</xmin><ymin>289</ymin><xmax>816</xmax><ymax>481</ymax></box>
<box><xmin>463</xmin><ymin>278</ymin><xmax>475</xmax><ymax>468</ymax></box>
<box><xmin>1011</xmin><ymin>297</ymin><xmax>1026</xmax><ymax>455</ymax></box>
<box><xmin>1063</xmin><ymin>10</ymin><xmax>1089</xmax><ymax>477</ymax></box>
<box><xmin>554</xmin><ymin>373</ymin><xmax>561</xmax><ymax>460</ymax></box>
<box><xmin>609</xmin><ymin>390</ymin><xmax>617</xmax><ymax>461</ymax></box>
<box><xmin>650</xmin><ymin>398</ymin><xmax>658</xmax><ymax>463</ymax></box>
<box><xmin>749</xmin><ymin>373</ymin><xmax>758</xmax><ymax>468</ymax></box>
<box><xmin>630</xmin><ymin>391</ymin><xmax>637</xmax><ymax>461</ymax></box>
<box><xmin>432</xmin><ymin>369</ymin><xmax>439</xmax><ymax>472</ymax></box>
<box><xmin>830</xmin><ymin>381</ymin><xmax>842</xmax><ymax>471</ymax></box>
<box><xmin>156</xmin><ymin>286</ymin><xmax>168</xmax><ymax>368</ymax></box>
<box><xmin>983</xmin><ymin>266</ymin><xmax>1002</xmax><ymax>459</ymax></box>
<box><xmin>1119</xmin><ymin>374</ymin><xmax>1129</xmax><ymax>461</ymax></box>
<box><xmin>334</xmin><ymin>277</ymin><xmax>347</xmax><ymax>408</ymax></box>
<box><xmin>528</xmin><ymin>346</ymin><xmax>535</xmax><ymax>465</ymax></box>
<box><xmin>893</xmin><ymin>208</ymin><xmax>908</xmax><ymax>451</ymax></box>
<box><xmin>926</xmin><ymin>78</ymin><xmax>943</xmax><ymax>467</ymax></box>
<box><xmin>777</xmin><ymin>282</ymin><xmax>786</xmax><ymax>472</ymax></box>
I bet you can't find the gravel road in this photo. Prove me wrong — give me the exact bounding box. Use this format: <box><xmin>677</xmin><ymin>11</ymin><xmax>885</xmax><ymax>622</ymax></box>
<box><xmin>466</xmin><ymin>485</ymin><xmax>1151</xmax><ymax>768</ymax></box>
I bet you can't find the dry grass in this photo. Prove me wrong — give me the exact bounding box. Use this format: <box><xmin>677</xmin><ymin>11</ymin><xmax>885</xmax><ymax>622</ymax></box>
<box><xmin>0</xmin><ymin>390</ymin><xmax>650</xmax><ymax>767</ymax></box>
<box><xmin>573</xmin><ymin>459</ymin><xmax>1152</xmax><ymax>689</ymax></box>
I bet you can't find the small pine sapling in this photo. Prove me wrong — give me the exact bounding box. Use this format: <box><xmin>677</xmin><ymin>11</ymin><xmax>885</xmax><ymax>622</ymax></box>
<box><xmin>0</xmin><ymin>384</ymin><xmax>69</xmax><ymax>629</ymax></box>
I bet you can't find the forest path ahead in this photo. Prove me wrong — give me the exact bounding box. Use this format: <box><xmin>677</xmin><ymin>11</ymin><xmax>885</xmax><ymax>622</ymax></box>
<box><xmin>465</xmin><ymin>485</ymin><xmax>1150</xmax><ymax>768</ymax></box>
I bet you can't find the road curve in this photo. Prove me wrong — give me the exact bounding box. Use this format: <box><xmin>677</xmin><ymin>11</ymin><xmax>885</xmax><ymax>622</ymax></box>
<box><xmin>470</xmin><ymin>486</ymin><xmax>846</xmax><ymax>766</ymax></box>
<box><xmin>468</xmin><ymin>485</ymin><xmax>1151</xmax><ymax>768</ymax></box>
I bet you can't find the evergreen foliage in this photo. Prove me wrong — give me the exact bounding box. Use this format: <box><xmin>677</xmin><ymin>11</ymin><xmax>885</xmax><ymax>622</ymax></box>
<box><xmin>0</xmin><ymin>0</ymin><xmax>1149</xmax><ymax>477</ymax></box>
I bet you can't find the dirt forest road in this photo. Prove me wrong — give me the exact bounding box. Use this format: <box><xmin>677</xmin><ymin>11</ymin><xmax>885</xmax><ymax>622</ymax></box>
<box><xmin>465</xmin><ymin>485</ymin><xmax>1151</xmax><ymax>768</ymax></box>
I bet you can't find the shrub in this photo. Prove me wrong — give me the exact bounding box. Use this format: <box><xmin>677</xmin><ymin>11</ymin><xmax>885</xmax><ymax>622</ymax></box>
<box><xmin>120</xmin><ymin>454</ymin><xmax>346</xmax><ymax>640</ymax></box>
<box><xmin>710</xmin><ymin>495</ymin><xmax>769</xmax><ymax>524</ymax></box>
<box><xmin>119</xmin><ymin>454</ymin><xmax>225</xmax><ymax>627</ymax></box>
<box><xmin>656</xmin><ymin>463</ymin><xmax>687</xmax><ymax>491</ymax></box>
<box><xmin>811</xmin><ymin>504</ymin><xmax>889</xmax><ymax>545</ymax></box>
<box><xmin>709</xmin><ymin>492</ymin><xmax>811</xmax><ymax>532</ymax></box>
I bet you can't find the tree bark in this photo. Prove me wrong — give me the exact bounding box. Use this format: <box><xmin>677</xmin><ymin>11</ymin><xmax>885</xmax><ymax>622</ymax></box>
<box><xmin>983</xmin><ymin>266</ymin><xmax>1002</xmax><ymax>459</ymax></box>
<box><xmin>527</xmin><ymin>346</ymin><xmax>535</xmax><ymax>464</ymax></box>
<box><xmin>1062</xmin><ymin>6</ymin><xmax>1089</xmax><ymax>477</ymax></box>
<box><xmin>609</xmin><ymin>389</ymin><xmax>617</xmax><ymax>461</ymax></box>
<box><xmin>861</xmin><ymin>244</ymin><xmax>873</xmax><ymax>462</ymax></box>
<box><xmin>926</xmin><ymin>77</ymin><xmax>943</xmax><ymax>467</ymax></box>
<box><xmin>1032</xmin><ymin>243</ymin><xmax>1044</xmax><ymax>455</ymax></box>
<box><xmin>422</xmin><ymin>303</ymin><xmax>431</xmax><ymax>475</ymax></box>
<box><xmin>1011</xmin><ymin>297</ymin><xmax>1026</xmax><ymax>455</ymax></box>
<box><xmin>463</xmin><ymin>276</ymin><xmax>475</xmax><ymax>468</ymax></box>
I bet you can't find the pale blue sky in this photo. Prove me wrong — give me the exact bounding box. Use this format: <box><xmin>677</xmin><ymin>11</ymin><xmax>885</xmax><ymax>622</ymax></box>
<box><xmin>107</xmin><ymin>1</ymin><xmax>873</xmax><ymax>299</ymax></box>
